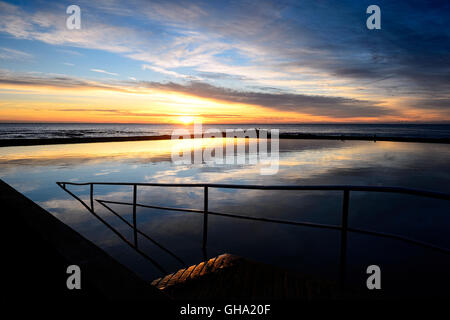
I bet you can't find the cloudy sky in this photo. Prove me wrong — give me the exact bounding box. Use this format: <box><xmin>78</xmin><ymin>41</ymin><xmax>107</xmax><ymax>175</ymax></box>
<box><xmin>0</xmin><ymin>0</ymin><xmax>449</xmax><ymax>123</ymax></box>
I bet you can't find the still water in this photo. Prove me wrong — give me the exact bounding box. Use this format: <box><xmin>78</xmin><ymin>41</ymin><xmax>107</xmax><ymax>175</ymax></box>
<box><xmin>1</xmin><ymin>139</ymin><xmax>449</xmax><ymax>297</ymax></box>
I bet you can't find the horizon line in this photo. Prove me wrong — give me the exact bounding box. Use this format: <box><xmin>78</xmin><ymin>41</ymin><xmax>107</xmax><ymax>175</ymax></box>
<box><xmin>1</xmin><ymin>121</ymin><xmax>450</xmax><ymax>125</ymax></box>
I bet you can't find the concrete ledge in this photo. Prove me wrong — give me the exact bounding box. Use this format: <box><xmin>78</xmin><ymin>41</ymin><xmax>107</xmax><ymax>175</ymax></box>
<box><xmin>1</xmin><ymin>179</ymin><xmax>168</xmax><ymax>300</ymax></box>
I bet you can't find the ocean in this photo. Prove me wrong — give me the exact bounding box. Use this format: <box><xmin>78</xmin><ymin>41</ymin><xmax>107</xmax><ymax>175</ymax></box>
<box><xmin>1</xmin><ymin>123</ymin><xmax>450</xmax><ymax>139</ymax></box>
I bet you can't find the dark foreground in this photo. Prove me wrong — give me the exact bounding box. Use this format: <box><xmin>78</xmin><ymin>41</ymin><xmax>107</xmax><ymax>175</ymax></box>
<box><xmin>1</xmin><ymin>179</ymin><xmax>166</xmax><ymax>300</ymax></box>
<box><xmin>1</xmin><ymin>179</ymin><xmax>346</xmax><ymax>301</ymax></box>
<box><xmin>152</xmin><ymin>253</ymin><xmax>342</xmax><ymax>300</ymax></box>
<box><xmin>3</xmin><ymin>178</ymin><xmax>449</xmax><ymax>308</ymax></box>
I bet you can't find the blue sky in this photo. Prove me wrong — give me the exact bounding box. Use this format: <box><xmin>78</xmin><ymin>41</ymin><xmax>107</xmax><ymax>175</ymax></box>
<box><xmin>0</xmin><ymin>0</ymin><xmax>449</xmax><ymax>123</ymax></box>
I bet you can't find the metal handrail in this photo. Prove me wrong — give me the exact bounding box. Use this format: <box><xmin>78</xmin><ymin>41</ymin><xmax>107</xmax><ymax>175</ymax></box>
<box><xmin>56</xmin><ymin>181</ymin><xmax>450</xmax><ymax>290</ymax></box>
<box><xmin>57</xmin><ymin>181</ymin><xmax>450</xmax><ymax>199</ymax></box>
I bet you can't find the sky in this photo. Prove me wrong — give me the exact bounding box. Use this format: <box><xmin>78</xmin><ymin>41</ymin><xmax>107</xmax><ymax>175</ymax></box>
<box><xmin>0</xmin><ymin>0</ymin><xmax>449</xmax><ymax>124</ymax></box>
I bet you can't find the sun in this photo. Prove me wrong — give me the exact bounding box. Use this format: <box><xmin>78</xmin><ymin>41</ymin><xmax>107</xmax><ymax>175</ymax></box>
<box><xmin>178</xmin><ymin>115</ymin><xmax>195</xmax><ymax>124</ymax></box>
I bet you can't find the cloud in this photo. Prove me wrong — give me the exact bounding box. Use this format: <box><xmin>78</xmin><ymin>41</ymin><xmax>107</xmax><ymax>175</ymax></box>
<box><xmin>127</xmin><ymin>0</ymin><xmax>450</xmax><ymax>97</ymax></box>
<box><xmin>0</xmin><ymin>69</ymin><xmax>394</xmax><ymax>118</ymax></box>
<box><xmin>1</xmin><ymin>0</ymin><xmax>449</xmax><ymax>100</ymax></box>
<box><xmin>142</xmin><ymin>64</ymin><xmax>188</xmax><ymax>78</ymax></box>
<box><xmin>198</xmin><ymin>72</ymin><xmax>248</xmax><ymax>81</ymax></box>
<box><xmin>57</xmin><ymin>107</ymin><xmax>242</xmax><ymax>119</ymax></box>
<box><xmin>0</xmin><ymin>1</ymin><xmax>148</xmax><ymax>54</ymax></box>
<box><xmin>0</xmin><ymin>69</ymin><xmax>130</xmax><ymax>92</ymax></box>
<box><xmin>410</xmin><ymin>98</ymin><xmax>450</xmax><ymax>111</ymax></box>
<box><xmin>57</xmin><ymin>49</ymin><xmax>83</xmax><ymax>56</ymax></box>
<box><xmin>0</xmin><ymin>47</ymin><xmax>33</xmax><ymax>60</ymax></box>
<box><xmin>90</xmin><ymin>68</ymin><xmax>119</xmax><ymax>76</ymax></box>
<box><xmin>140</xmin><ymin>81</ymin><xmax>393</xmax><ymax>118</ymax></box>
<box><xmin>1</xmin><ymin>0</ymin><xmax>449</xmax><ymax>120</ymax></box>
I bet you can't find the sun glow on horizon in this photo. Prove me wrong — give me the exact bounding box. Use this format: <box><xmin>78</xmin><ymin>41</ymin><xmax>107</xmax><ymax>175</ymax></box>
<box><xmin>178</xmin><ymin>116</ymin><xmax>195</xmax><ymax>124</ymax></box>
<box><xmin>0</xmin><ymin>81</ymin><xmax>436</xmax><ymax>123</ymax></box>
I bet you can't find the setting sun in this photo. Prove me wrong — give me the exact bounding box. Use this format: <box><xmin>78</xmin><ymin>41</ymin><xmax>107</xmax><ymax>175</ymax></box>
<box><xmin>178</xmin><ymin>116</ymin><xmax>195</xmax><ymax>124</ymax></box>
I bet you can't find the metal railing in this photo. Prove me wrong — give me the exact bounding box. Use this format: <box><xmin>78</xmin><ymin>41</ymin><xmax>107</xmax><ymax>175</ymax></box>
<box><xmin>56</xmin><ymin>181</ymin><xmax>450</xmax><ymax>290</ymax></box>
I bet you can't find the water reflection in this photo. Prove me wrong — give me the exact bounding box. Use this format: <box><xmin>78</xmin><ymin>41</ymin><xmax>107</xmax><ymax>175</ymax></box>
<box><xmin>1</xmin><ymin>138</ymin><xmax>449</xmax><ymax>297</ymax></box>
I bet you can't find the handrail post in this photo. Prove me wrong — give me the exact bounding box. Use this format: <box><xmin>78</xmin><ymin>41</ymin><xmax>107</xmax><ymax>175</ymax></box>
<box><xmin>90</xmin><ymin>183</ymin><xmax>94</xmax><ymax>212</ymax></box>
<box><xmin>339</xmin><ymin>189</ymin><xmax>350</xmax><ymax>292</ymax></box>
<box><xmin>133</xmin><ymin>184</ymin><xmax>138</xmax><ymax>248</ymax></box>
<box><xmin>203</xmin><ymin>186</ymin><xmax>208</xmax><ymax>251</ymax></box>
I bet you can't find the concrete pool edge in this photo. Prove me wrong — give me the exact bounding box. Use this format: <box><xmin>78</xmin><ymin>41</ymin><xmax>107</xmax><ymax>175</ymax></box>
<box><xmin>1</xmin><ymin>179</ymin><xmax>168</xmax><ymax>300</ymax></box>
<box><xmin>0</xmin><ymin>133</ymin><xmax>449</xmax><ymax>147</ymax></box>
